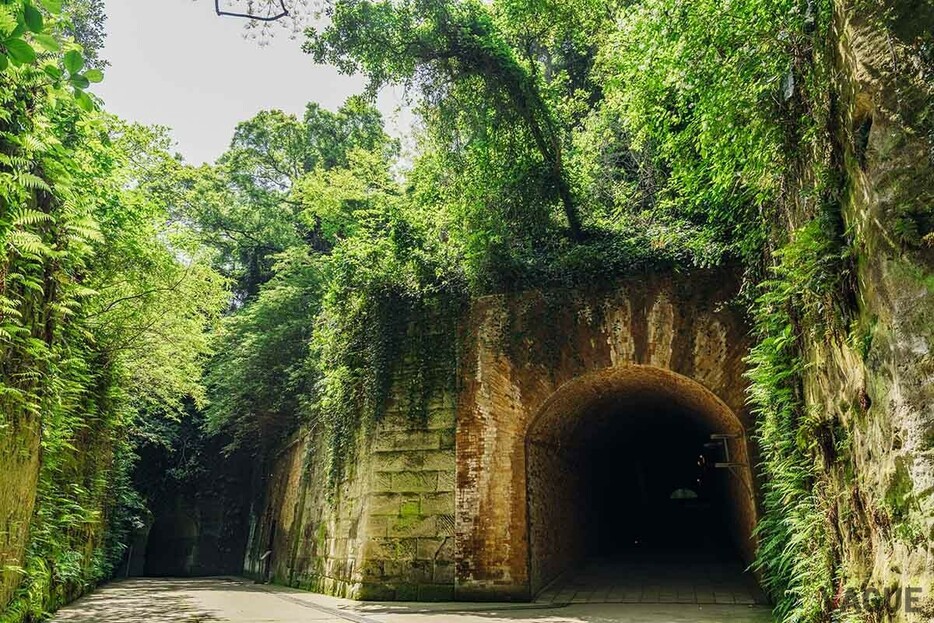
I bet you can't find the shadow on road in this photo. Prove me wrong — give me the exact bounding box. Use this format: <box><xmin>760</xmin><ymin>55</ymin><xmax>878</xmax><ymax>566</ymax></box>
<box><xmin>53</xmin><ymin>578</ymin><xmax>234</xmax><ymax>622</ymax></box>
<box><xmin>53</xmin><ymin>577</ymin><xmax>774</xmax><ymax>623</ymax></box>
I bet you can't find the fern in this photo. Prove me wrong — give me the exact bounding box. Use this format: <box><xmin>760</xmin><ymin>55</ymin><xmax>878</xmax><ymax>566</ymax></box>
<box><xmin>5</xmin><ymin>230</ymin><xmax>53</xmax><ymax>258</ymax></box>
<box><xmin>9</xmin><ymin>208</ymin><xmax>52</xmax><ymax>227</ymax></box>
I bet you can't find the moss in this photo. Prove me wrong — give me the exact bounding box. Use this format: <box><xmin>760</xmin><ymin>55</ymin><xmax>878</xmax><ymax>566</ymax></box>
<box><xmin>848</xmin><ymin>313</ymin><xmax>877</xmax><ymax>361</ymax></box>
<box><xmin>314</xmin><ymin>522</ymin><xmax>327</xmax><ymax>554</ymax></box>
<box><xmin>399</xmin><ymin>499</ymin><xmax>420</xmax><ymax>518</ymax></box>
<box><xmin>883</xmin><ymin>456</ymin><xmax>921</xmax><ymax>545</ymax></box>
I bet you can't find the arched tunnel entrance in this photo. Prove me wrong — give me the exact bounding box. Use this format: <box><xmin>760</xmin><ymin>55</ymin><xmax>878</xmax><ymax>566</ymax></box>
<box><xmin>526</xmin><ymin>366</ymin><xmax>763</xmax><ymax>604</ymax></box>
<box><xmin>143</xmin><ymin>514</ymin><xmax>199</xmax><ymax>577</ymax></box>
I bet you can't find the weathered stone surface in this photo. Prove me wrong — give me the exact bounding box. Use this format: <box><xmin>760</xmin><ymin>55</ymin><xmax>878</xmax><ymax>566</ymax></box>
<box><xmin>390</xmin><ymin>472</ymin><xmax>439</xmax><ymax>494</ymax></box>
<box><xmin>374</xmin><ymin>450</ymin><xmax>455</xmax><ymax>473</ymax></box>
<box><xmin>802</xmin><ymin>2</ymin><xmax>934</xmax><ymax>617</ymax></box>
<box><xmin>375</xmin><ymin>431</ymin><xmax>441</xmax><ymax>452</ymax></box>
<box><xmin>420</xmin><ymin>492</ymin><xmax>454</xmax><ymax>516</ymax></box>
<box><xmin>418</xmin><ymin>583</ymin><xmax>455</xmax><ymax>601</ymax></box>
<box><xmin>388</xmin><ymin>516</ymin><xmax>437</xmax><ymax>538</ymax></box>
<box><xmin>0</xmin><ymin>416</ymin><xmax>41</xmax><ymax>608</ymax></box>
<box><xmin>454</xmin><ymin>272</ymin><xmax>756</xmax><ymax>600</ymax></box>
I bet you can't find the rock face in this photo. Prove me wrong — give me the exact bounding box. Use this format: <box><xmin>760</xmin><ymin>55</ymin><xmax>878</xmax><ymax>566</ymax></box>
<box><xmin>0</xmin><ymin>413</ymin><xmax>41</xmax><ymax>608</ymax></box>
<box><xmin>808</xmin><ymin>0</ymin><xmax>934</xmax><ymax>615</ymax></box>
<box><xmin>248</xmin><ymin>270</ymin><xmax>760</xmax><ymax>601</ymax></box>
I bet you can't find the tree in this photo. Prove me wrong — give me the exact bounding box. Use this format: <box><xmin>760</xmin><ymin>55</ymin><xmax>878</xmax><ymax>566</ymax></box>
<box><xmin>1</xmin><ymin>6</ymin><xmax>226</xmax><ymax>615</ymax></box>
<box><xmin>63</xmin><ymin>0</ymin><xmax>107</xmax><ymax>67</ymax></box>
<box><xmin>306</xmin><ymin>0</ymin><xmax>588</xmax><ymax>239</ymax></box>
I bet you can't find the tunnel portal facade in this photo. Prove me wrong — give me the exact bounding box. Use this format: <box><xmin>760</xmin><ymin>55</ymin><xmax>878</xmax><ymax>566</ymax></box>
<box><xmin>455</xmin><ymin>272</ymin><xmax>757</xmax><ymax>600</ymax></box>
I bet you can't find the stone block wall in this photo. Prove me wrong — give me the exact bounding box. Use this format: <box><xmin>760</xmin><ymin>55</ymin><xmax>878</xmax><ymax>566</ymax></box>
<box><xmin>360</xmin><ymin>397</ymin><xmax>457</xmax><ymax>601</ymax></box>
<box><xmin>246</xmin><ymin>380</ymin><xmax>459</xmax><ymax>601</ymax></box>
<box><xmin>243</xmin><ymin>426</ymin><xmax>373</xmax><ymax>597</ymax></box>
<box><xmin>250</xmin><ymin>270</ymin><xmax>758</xmax><ymax>603</ymax></box>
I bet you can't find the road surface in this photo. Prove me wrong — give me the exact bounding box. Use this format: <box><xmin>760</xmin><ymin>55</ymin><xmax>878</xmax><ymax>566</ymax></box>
<box><xmin>52</xmin><ymin>577</ymin><xmax>774</xmax><ymax>622</ymax></box>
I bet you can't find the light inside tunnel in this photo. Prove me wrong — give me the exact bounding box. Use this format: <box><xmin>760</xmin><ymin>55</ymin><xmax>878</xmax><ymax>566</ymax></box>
<box><xmin>525</xmin><ymin>365</ymin><xmax>758</xmax><ymax>596</ymax></box>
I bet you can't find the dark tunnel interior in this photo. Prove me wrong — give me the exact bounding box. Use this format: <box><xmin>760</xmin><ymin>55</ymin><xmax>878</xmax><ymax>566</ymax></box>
<box><xmin>526</xmin><ymin>379</ymin><xmax>756</xmax><ymax>597</ymax></box>
<box><xmin>143</xmin><ymin>514</ymin><xmax>198</xmax><ymax>577</ymax></box>
<box><xmin>583</xmin><ymin>407</ymin><xmax>735</xmax><ymax>559</ymax></box>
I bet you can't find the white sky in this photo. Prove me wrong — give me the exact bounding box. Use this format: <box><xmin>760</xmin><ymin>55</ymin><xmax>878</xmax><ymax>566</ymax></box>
<box><xmin>96</xmin><ymin>0</ymin><xmax>410</xmax><ymax>165</ymax></box>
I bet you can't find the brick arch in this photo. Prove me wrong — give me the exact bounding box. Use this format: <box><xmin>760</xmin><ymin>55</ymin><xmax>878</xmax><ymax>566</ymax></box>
<box><xmin>454</xmin><ymin>271</ymin><xmax>756</xmax><ymax>601</ymax></box>
<box><xmin>524</xmin><ymin>365</ymin><xmax>756</xmax><ymax>595</ymax></box>
<box><xmin>526</xmin><ymin>365</ymin><xmax>747</xmax><ymax>444</ymax></box>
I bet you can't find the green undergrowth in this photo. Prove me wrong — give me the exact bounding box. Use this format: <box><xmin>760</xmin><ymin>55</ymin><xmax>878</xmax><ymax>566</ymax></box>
<box><xmin>1</xmin><ymin>2</ymin><xmax>225</xmax><ymax>619</ymax></box>
<box><xmin>746</xmin><ymin>211</ymin><xmax>854</xmax><ymax>621</ymax></box>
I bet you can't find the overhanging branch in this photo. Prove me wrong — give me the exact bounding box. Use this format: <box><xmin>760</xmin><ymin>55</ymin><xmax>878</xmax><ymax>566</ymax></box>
<box><xmin>215</xmin><ymin>0</ymin><xmax>289</xmax><ymax>21</ymax></box>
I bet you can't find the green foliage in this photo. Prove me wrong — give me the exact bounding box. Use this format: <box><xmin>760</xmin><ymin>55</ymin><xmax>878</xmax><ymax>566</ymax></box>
<box><xmin>204</xmin><ymin>247</ymin><xmax>322</xmax><ymax>454</ymax></box>
<box><xmin>0</xmin><ymin>10</ymin><xmax>225</xmax><ymax>620</ymax></box>
<box><xmin>0</xmin><ymin>0</ymin><xmax>101</xmax><ymax>110</ymax></box>
<box><xmin>199</xmin><ymin>104</ymin><xmax>462</xmax><ymax>483</ymax></box>
<box><xmin>308</xmin><ymin>192</ymin><xmax>464</xmax><ymax>485</ymax></box>
<box><xmin>60</xmin><ymin>0</ymin><xmax>106</xmax><ymax>67</ymax></box>
<box><xmin>1</xmin><ymin>0</ymin><xmax>916</xmax><ymax>621</ymax></box>
<box><xmin>306</xmin><ymin>0</ymin><xmax>608</xmax><ymax>240</ymax></box>
<box><xmin>595</xmin><ymin>0</ymin><xmax>820</xmax><ymax>263</ymax></box>
<box><xmin>745</xmin><ymin>214</ymin><xmax>850</xmax><ymax>622</ymax></box>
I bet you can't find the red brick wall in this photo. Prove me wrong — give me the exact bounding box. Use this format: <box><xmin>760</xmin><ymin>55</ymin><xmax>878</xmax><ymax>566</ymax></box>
<box><xmin>454</xmin><ymin>271</ymin><xmax>756</xmax><ymax>600</ymax></box>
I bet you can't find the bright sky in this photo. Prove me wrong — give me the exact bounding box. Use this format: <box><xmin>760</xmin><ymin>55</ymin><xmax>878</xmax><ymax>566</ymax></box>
<box><xmin>96</xmin><ymin>0</ymin><xmax>409</xmax><ymax>165</ymax></box>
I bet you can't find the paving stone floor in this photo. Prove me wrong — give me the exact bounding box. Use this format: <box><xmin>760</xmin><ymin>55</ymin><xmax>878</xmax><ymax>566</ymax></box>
<box><xmin>535</xmin><ymin>558</ymin><xmax>767</xmax><ymax>606</ymax></box>
<box><xmin>51</xmin><ymin>576</ymin><xmax>774</xmax><ymax>623</ymax></box>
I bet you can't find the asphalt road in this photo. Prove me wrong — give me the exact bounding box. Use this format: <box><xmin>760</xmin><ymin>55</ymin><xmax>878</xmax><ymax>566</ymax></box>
<box><xmin>51</xmin><ymin>577</ymin><xmax>774</xmax><ymax>623</ymax></box>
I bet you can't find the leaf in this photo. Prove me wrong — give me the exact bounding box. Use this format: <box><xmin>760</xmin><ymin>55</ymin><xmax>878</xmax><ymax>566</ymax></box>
<box><xmin>0</xmin><ymin>53</ymin><xmax>7</xmax><ymax>71</ymax></box>
<box><xmin>42</xmin><ymin>63</ymin><xmax>61</xmax><ymax>79</ymax></box>
<box><xmin>40</xmin><ymin>0</ymin><xmax>62</xmax><ymax>14</ymax></box>
<box><xmin>0</xmin><ymin>7</ymin><xmax>17</xmax><ymax>37</ymax></box>
<box><xmin>84</xmin><ymin>68</ymin><xmax>103</xmax><ymax>83</ymax></box>
<box><xmin>33</xmin><ymin>34</ymin><xmax>59</xmax><ymax>52</ymax></box>
<box><xmin>63</xmin><ymin>49</ymin><xmax>83</xmax><ymax>74</ymax></box>
<box><xmin>11</xmin><ymin>208</ymin><xmax>53</xmax><ymax>226</ymax></box>
<box><xmin>4</xmin><ymin>38</ymin><xmax>36</xmax><ymax>64</ymax></box>
<box><xmin>70</xmin><ymin>73</ymin><xmax>90</xmax><ymax>89</ymax></box>
<box><xmin>23</xmin><ymin>4</ymin><xmax>43</xmax><ymax>33</ymax></box>
<box><xmin>74</xmin><ymin>90</ymin><xmax>94</xmax><ymax>111</ymax></box>
<box><xmin>15</xmin><ymin>172</ymin><xmax>51</xmax><ymax>191</ymax></box>
<box><xmin>6</xmin><ymin>230</ymin><xmax>52</xmax><ymax>257</ymax></box>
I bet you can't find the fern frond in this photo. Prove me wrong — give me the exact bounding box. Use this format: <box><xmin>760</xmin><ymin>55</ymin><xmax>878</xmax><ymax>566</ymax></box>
<box><xmin>11</xmin><ymin>208</ymin><xmax>53</xmax><ymax>227</ymax></box>
<box><xmin>15</xmin><ymin>172</ymin><xmax>52</xmax><ymax>193</ymax></box>
<box><xmin>5</xmin><ymin>230</ymin><xmax>53</xmax><ymax>258</ymax></box>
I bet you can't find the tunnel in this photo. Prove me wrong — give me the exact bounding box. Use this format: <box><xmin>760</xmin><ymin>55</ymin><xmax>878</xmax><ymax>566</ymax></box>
<box><xmin>525</xmin><ymin>365</ymin><xmax>761</xmax><ymax>602</ymax></box>
<box><xmin>143</xmin><ymin>513</ymin><xmax>199</xmax><ymax>577</ymax></box>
